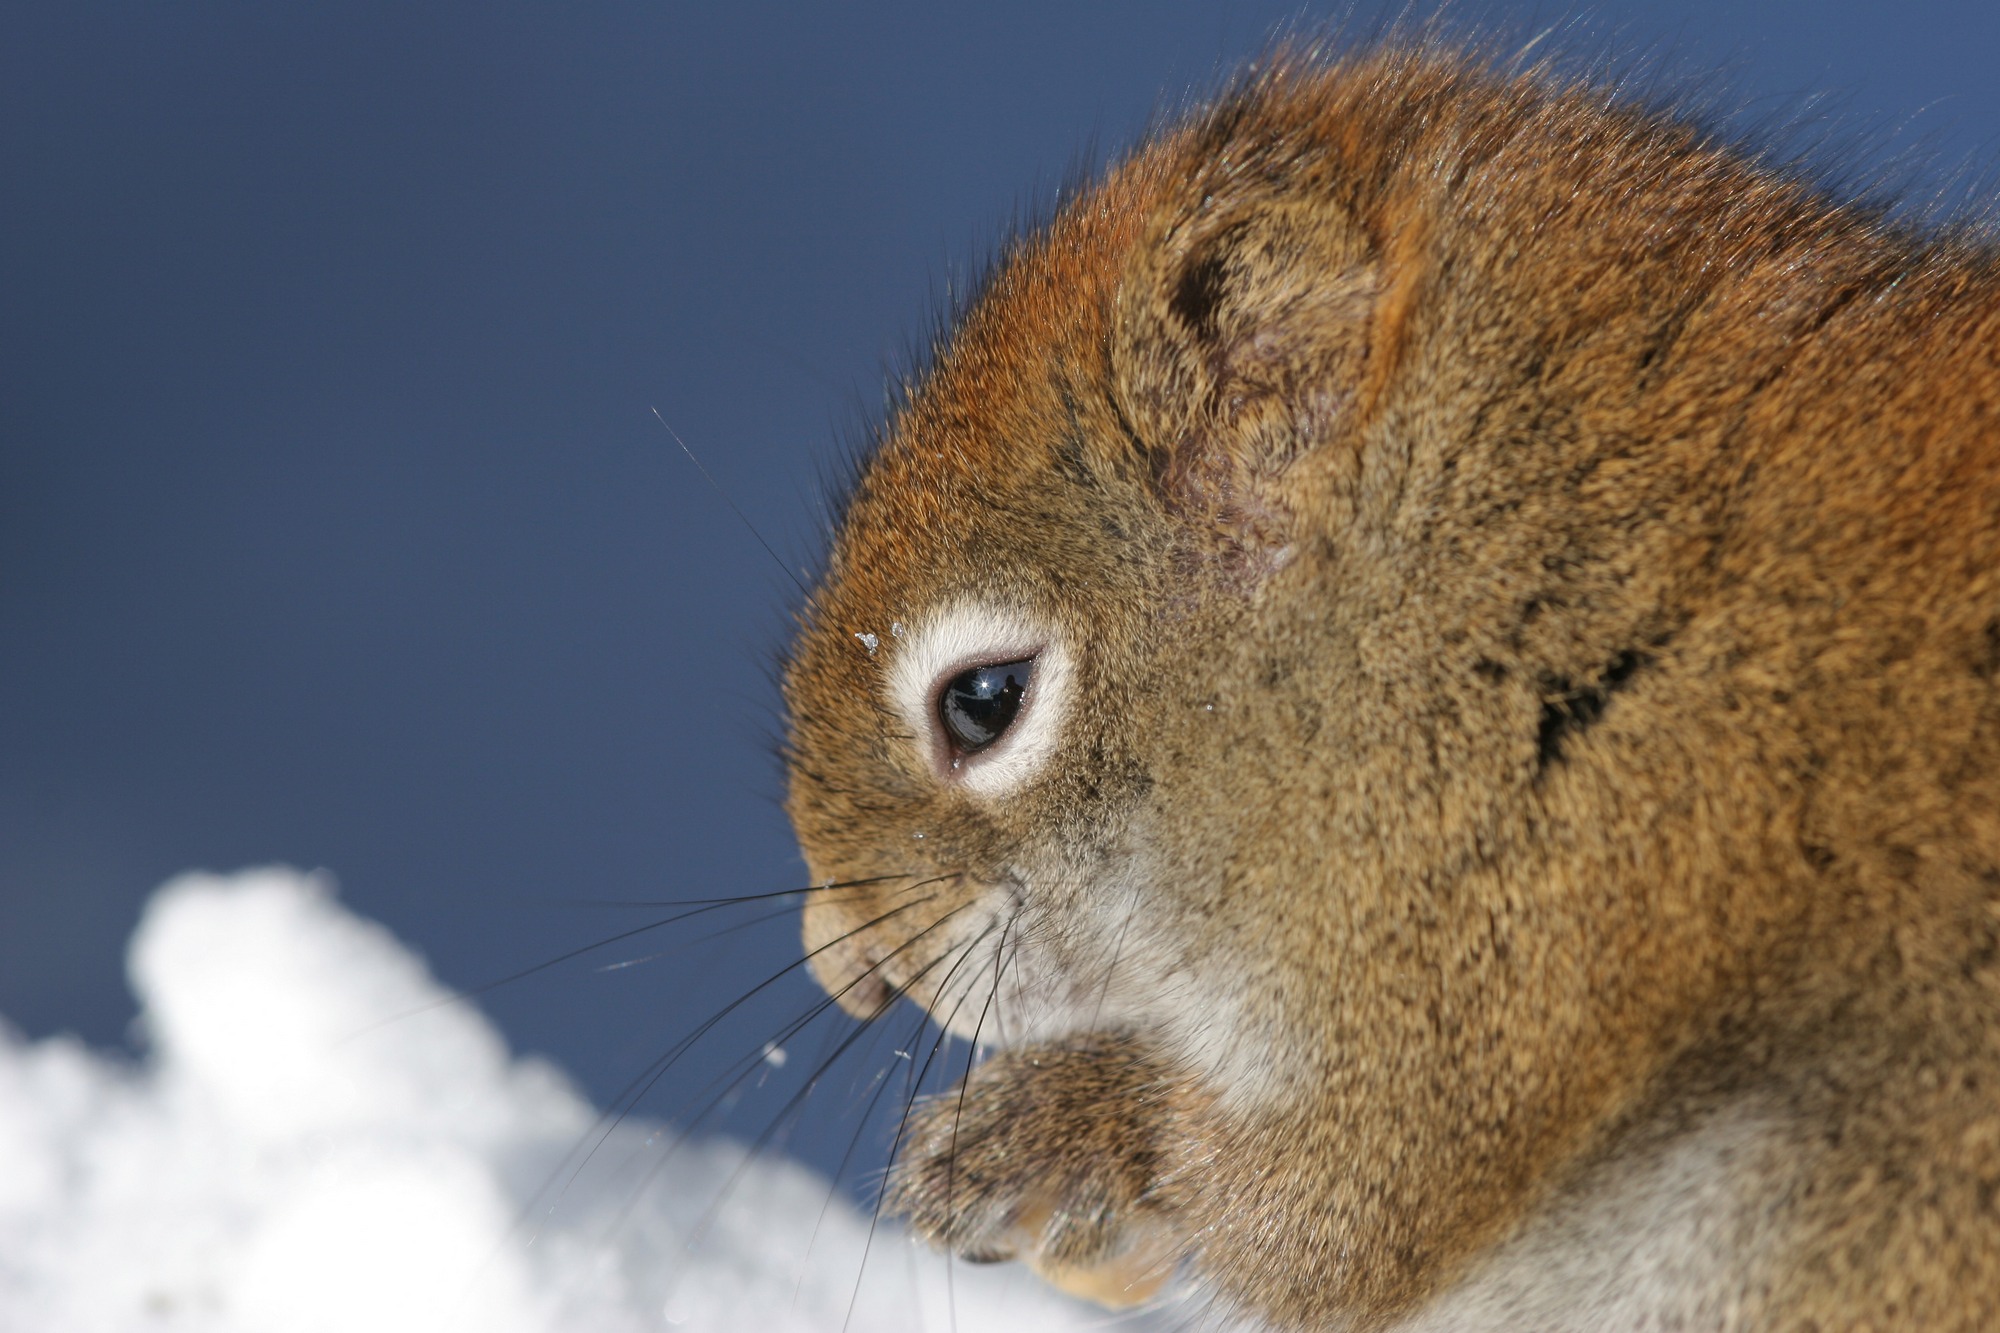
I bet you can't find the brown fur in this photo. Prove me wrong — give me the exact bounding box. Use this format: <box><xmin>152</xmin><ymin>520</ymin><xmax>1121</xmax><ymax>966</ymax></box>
<box><xmin>783</xmin><ymin>45</ymin><xmax>2000</xmax><ymax>1331</ymax></box>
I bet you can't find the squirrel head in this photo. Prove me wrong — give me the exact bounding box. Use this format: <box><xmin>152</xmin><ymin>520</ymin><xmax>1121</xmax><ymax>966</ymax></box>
<box><xmin>785</xmin><ymin>46</ymin><xmax>1754</xmax><ymax>1085</ymax></box>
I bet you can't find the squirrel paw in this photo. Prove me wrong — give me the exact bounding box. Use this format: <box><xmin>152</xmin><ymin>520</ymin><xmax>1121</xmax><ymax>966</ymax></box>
<box><xmin>885</xmin><ymin>1035</ymin><xmax>1186</xmax><ymax>1308</ymax></box>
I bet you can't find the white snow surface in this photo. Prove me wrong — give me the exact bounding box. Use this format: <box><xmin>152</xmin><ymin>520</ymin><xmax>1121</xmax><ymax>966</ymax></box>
<box><xmin>0</xmin><ymin>868</ymin><xmax>1168</xmax><ymax>1333</ymax></box>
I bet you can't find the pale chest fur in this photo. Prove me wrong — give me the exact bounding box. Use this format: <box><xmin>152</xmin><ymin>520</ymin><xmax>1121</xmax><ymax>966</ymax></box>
<box><xmin>1392</xmin><ymin>1107</ymin><xmax>1784</xmax><ymax>1333</ymax></box>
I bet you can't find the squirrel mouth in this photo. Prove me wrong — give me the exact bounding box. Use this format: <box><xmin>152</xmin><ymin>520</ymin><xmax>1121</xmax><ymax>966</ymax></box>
<box><xmin>826</xmin><ymin>950</ymin><xmax>898</xmax><ymax>1020</ymax></box>
<box><xmin>801</xmin><ymin>919</ymin><xmax>902</xmax><ymax>1020</ymax></box>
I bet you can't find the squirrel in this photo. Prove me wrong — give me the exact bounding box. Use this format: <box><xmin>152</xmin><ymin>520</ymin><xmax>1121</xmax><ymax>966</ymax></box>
<box><xmin>780</xmin><ymin>43</ymin><xmax>2000</xmax><ymax>1332</ymax></box>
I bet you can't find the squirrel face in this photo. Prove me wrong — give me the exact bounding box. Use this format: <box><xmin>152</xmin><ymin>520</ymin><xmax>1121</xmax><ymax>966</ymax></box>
<box><xmin>784</xmin><ymin>48</ymin><xmax>2000</xmax><ymax>1331</ymax></box>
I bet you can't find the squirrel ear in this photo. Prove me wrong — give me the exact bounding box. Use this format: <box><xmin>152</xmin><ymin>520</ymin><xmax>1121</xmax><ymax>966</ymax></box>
<box><xmin>1111</xmin><ymin>195</ymin><xmax>1382</xmax><ymax>547</ymax></box>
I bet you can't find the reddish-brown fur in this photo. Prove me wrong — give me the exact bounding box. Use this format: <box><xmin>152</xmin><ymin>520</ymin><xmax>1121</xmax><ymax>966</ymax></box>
<box><xmin>785</xmin><ymin>46</ymin><xmax>2000</xmax><ymax>1330</ymax></box>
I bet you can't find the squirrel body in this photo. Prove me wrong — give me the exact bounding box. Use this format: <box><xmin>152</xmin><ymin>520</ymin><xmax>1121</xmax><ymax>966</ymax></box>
<box><xmin>783</xmin><ymin>47</ymin><xmax>2000</xmax><ymax>1330</ymax></box>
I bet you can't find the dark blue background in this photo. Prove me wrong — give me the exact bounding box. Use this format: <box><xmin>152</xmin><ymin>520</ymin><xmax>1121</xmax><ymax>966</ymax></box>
<box><xmin>6</xmin><ymin>1</ymin><xmax>1998</xmax><ymax>1185</ymax></box>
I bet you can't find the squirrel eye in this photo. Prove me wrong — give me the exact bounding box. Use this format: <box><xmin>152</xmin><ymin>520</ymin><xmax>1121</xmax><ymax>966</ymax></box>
<box><xmin>937</xmin><ymin>659</ymin><xmax>1035</xmax><ymax>756</ymax></box>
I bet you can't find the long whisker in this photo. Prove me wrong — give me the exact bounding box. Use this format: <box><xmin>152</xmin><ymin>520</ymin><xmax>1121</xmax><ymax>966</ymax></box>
<box><xmin>565</xmin><ymin>875</ymin><xmax>904</xmax><ymax>910</ymax></box>
<box><xmin>636</xmin><ymin>910</ymin><xmax>996</xmax><ymax>1325</ymax></box>
<box><xmin>607</xmin><ymin>878</ymin><xmax>967</xmax><ymax>1135</ymax></box>
<box><xmin>941</xmin><ymin>903</ymin><xmax>1019</xmax><ymax>1333</ymax></box>
<box><xmin>589</xmin><ymin>901</ymin><xmax>813</xmax><ymax>972</ymax></box>
<box><xmin>842</xmin><ymin>911</ymin><xmax>1011</xmax><ymax>1333</ymax></box>
<box><xmin>608</xmin><ymin>895</ymin><xmax>980</xmax><ymax>1217</ymax></box>
<box><xmin>667</xmin><ymin>920</ymin><xmax>1000</xmax><ymax>1265</ymax></box>
<box><xmin>790</xmin><ymin>1008</ymin><xmax>927</xmax><ymax>1312</ymax></box>
<box><xmin>651</xmin><ymin>407</ymin><xmax>812</xmax><ymax>600</ymax></box>
<box><xmin>516</xmin><ymin>886</ymin><xmax>951</xmax><ymax>1238</ymax></box>
<box><xmin>340</xmin><ymin>875</ymin><xmax>911</xmax><ymax>1040</ymax></box>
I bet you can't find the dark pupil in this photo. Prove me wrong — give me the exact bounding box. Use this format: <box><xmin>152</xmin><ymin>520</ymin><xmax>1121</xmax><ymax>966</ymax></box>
<box><xmin>939</xmin><ymin>659</ymin><xmax>1034</xmax><ymax>754</ymax></box>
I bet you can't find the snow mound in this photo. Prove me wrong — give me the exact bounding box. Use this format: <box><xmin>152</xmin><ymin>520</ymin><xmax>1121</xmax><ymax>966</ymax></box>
<box><xmin>0</xmin><ymin>868</ymin><xmax>1169</xmax><ymax>1332</ymax></box>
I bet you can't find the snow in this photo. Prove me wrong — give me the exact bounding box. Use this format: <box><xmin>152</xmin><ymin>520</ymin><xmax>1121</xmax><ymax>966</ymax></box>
<box><xmin>0</xmin><ymin>868</ymin><xmax>1170</xmax><ymax>1332</ymax></box>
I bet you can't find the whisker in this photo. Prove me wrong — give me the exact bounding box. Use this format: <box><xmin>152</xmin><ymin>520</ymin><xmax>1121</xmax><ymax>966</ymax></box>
<box><xmin>941</xmin><ymin>904</ymin><xmax>1019</xmax><ymax>1333</ymax></box>
<box><xmin>337</xmin><ymin>874</ymin><xmax>914</xmax><ymax>1041</ymax></box>
<box><xmin>566</xmin><ymin>873</ymin><xmax>907</xmax><ymax>910</ymax></box>
<box><xmin>842</xmin><ymin>914</ymin><xmax>1009</xmax><ymax>1333</ymax></box>
<box><xmin>515</xmin><ymin>888</ymin><xmax>952</xmax><ymax>1240</ymax></box>
<box><xmin>610</xmin><ymin>899</ymin><xmax>980</xmax><ymax>1220</ymax></box>
<box><xmin>665</xmin><ymin>922</ymin><xmax>995</xmax><ymax>1262</ymax></box>
<box><xmin>619</xmin><ymin>882</ymin><xmax>973</xmax><ymax>1136</ymax></box>
<box><xmin>651</xmin><ymin>407</ymin><xmax>812</xmax><ymax>600</ymax></box>
<box><xmin>589</xmin><ymin>901</ymin><xmax>810</xmax><ymax>972</ymax></box>
<box><xmin>791</xmin><ymin>1009</ymin><xmax>926</xmax><ymax>1312</ymax></box>
<box><xmin>640</xmin><ymin>913</ymin><xmax>999</xmax><ymax>1323</ymax></box>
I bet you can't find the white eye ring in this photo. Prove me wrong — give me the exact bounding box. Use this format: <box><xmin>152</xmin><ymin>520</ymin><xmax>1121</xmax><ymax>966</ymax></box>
<box><xmin>885</xmin><ymin>602</ymin><xmax>1073</xmax><ymax>798</ymax></box>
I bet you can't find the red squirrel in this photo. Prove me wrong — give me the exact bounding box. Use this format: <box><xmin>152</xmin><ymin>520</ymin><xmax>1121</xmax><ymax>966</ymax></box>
<box><xmin>784</xmin><ymin>45</ymin><xmax>2000</xmax><ymax>1330</ymax></box>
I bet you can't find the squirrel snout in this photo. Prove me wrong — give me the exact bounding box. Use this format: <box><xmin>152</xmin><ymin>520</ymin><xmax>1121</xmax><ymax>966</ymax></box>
<box><xmin>801</xmin><ymin>895</ymin><xmax>900</xmax><ymax>1020</ymax></box>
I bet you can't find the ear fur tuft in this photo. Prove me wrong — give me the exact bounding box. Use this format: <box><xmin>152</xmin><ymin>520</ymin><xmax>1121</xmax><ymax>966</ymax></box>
<box><xmin>1112</xmin><ymin>189</ymin><xmax>1383</xmax><ymax>551</ymax></box>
